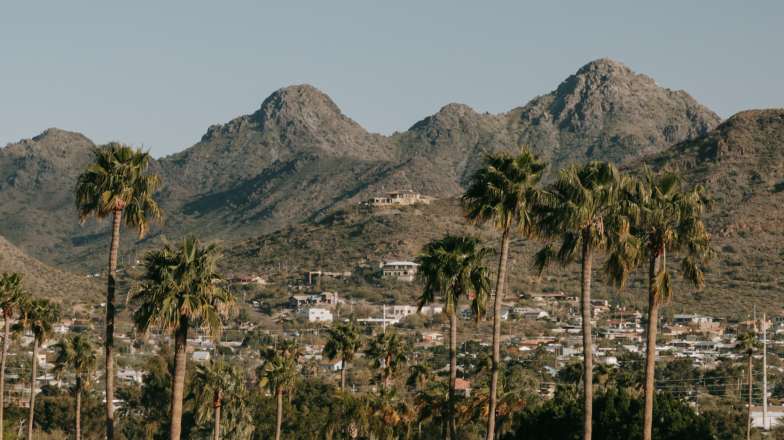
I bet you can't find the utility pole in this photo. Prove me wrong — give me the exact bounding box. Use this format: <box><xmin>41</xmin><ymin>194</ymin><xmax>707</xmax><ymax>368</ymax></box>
<box><xmin>764</xmin><ymin>312</ymin><xmax>768</xmax><ymax>429</ymax></box>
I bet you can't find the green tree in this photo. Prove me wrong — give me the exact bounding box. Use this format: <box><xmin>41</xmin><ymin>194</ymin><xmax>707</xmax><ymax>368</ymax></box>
<box><xmin>324</xmin><ymin>321</ymin><xmax>364</xmax><ymax>391</ymax></box>
<box><xmin>367</xmin><ymin>332</ymin><xmax>408</xmax><ymax>387</ymax></box>
<box><xmin>558</xmin><ymin>361</ymin><xmax>584</xmax><ymax>393</ymax></box>
<box><xmin>533</xmin><ymin>161</ymin><xmax>633</xmax><ymax>440</ymax></box>
<box><xmin>323</xmin><ymin>390</ymin><xmax>370</xmax><ymax>440</ymax></box>
<box><xmin>415</xmin><ymin>380</ymin><xmax>450</xmax><ymax>440</ymax></box>
<box><xmin>614</xmin><ymin>169</ymin><xmax>713</xmax><ymax>440</ymax></box>
<box><xmin>593</xmin><ymin>363</ymin><xmax>618</xmax><ymax>391</ymax></box>
<box><xmin>192</xmin><ymin>359</ymin><xmax>249</xmax><ymax>440</ymax></box>
<box><xmin>258</xmin><ymin>356</ymin><xmax>298</xmax><ymax>440</ymax></box>
<box><xmin>367</xmin><ymin>385</ymin><xmax>417</xmax><ymax>440</ymax></box>
<box><xmin>416</xmin><ymin>233</ymin><xmax>494</xmax><ymax>440</ymax></box>
<box><xmin>132</xmin><ymin>235</ymin><xmax>235</xmax><ymax>440</ymax></box>
<box><xmin>0</xmin><ymin>271</ymin><xmax>30</xmax><ymax>440</ymax></box>
<box><xmin>459</xmin><ymin>375</ymin><xmax>527</xmax><ymax>439</ymax></box>
<box><xmin>52</xmin><ymin>335</ymin><xmax>97</xmax><ymax>440</ymax></box>
<box><xmin>12</xmin><ymin>298</ymin><xmax>58</xmax><ymax>440</ymax></box>
<box><xmin>74</xmin><ymin>142</ymin><xmax>164</xmax><ymax>440</ymax></box>
<box><xmin>736</xmin><ymin>331</ymin><xmax>762</xmax><ymax>440</ymax></box>
<box><xmin>462</xmin><ymin>147</ymin><xmax>548</xmax><ymax>440</ymax></box>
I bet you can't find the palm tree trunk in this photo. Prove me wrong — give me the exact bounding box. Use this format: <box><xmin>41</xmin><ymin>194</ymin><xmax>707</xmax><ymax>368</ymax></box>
<box><xmin>27</xmin><ymin>338</ymin><xmax>38</xmax><ymax>440</ymax></box>
<box><xmin>747</xmin><ymin>353</ymin><xmax>752</xmax><ymax>440</ymax></box>
<box><xmin>170</xmin><ymin>313</ymin><xmax>189</xmax><ymax>440</ymax></box>
<box><xmin>0</xmin><ymin>310</ymin><xmax>10</xmax><ymax>440</ymax></box>
<box><xmin>213</xmin><ymin>402</ymin><xmax>220</xmax><ymax>440</ymax></box>
<box><xmin>580</xmin><ymin>236</ymin><xmax>593</xmax><ymax>440</ymax></box>
<box><xmin>487</xmin><ymin>225</ymin><xmax>512</xmax><ymax>440</ymax></box>
<box><xmin>418</xmin><ymin>420</ymin><xmax>422</xmax><ymax>439</ymax></box>
<box><xmin>105</xmin><ymin>208</ymin><xmax>121</xmax><ymax>440</ymax></box>
<box><xmin>449</xmin><ymin>311</ymin><xmax>457</xmax><ymax>440</ymax></box>
<box><xmin>442</xmin><ymin>416</ymin><xmax>447</xmax><ymax>440</ymax></box>
<box><xmin>341</xmin><ymin>357</ymin><xmax>346</xmax><ymax>391</ymax></box>
<box><xmin>76</xmin><ymin>375</ymin><xmax>82</xmax><ymax>440</ymax></box>
<box><xmin>642</xmin><ymin>254</ymin><xmax>660</xmax><ymax>440</ymax></box>
<box><xmin>275</xmin><ymin>389</ymin><xmax>283</xmax><ymax>440</ymax></box>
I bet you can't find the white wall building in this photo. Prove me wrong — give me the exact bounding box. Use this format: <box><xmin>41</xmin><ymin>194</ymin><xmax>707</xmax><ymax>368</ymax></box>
<box><xmin>382</xmin><ymin>262</ymin><xmax>419</xmax><ymax>282</ymax></box>
<box><xmin>387</xmin><ymin>305</ymin><xmax>443</xmax><ymax>318</ymax></box>
<box><xmin>297</xmin><ymin>308</ymin><xmax>333</xmax><ymax>322</ymax></box>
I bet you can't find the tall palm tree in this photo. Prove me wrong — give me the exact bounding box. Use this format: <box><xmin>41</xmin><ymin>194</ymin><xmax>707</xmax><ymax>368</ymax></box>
<box><xmin>193</xmin><ymin>359</ymin><xmax>246</xmax><ymax>440</ymax></box>
<box><xmin>533</xmin><ymin>161</ymin><xmax>633</xmax><ymax>440</ymax></box>
<box><xmin>132</xmin><ymin>235</ymin><xmax>235</xmax><ymax>440</ymax></box>
<box><xmin>74</xmin><ymin>142</ymin><xmax>164</xmax><ymax>440</ymax></box>
<box><xmin>618</xmin><ymin>169</ymin><xmax>713</xmax><ymax>440</ymax></box>
<box><xmin>737</xmin><ymin>331</ymin><xmax>762</xmax><ymax>440</ymax></box>
<box><xmin>12</xmin><ymin>298</ymin><xmax>58</xmax><ymax>440</ymax></box>
<box><xmin>53</xmin><ymin>335</ymin><xmax>97</xmax><ymax>440</ymax></box>
<box><xmin>416</xmin><ymin>233</ymin><xmax>494</xmax><ymax>440</ymax></box>
<box><xmin>0</xmin><ymin>272</ymin><xmax>30</xmax><ymax>440</ymax></box>
<box><xmin>462</xmin><ymin>146</ymin><xmax>548</xmax><ymax>440</ymax></box>
<box><xmin>258</xmin><ymin>356</ymin><xmax>298</xmax><ymax>440</ymax></box>
<box><xmin>324</xmin><ymin>320</ymin><xmax>364</xmax><ymax>391</ymax></box>
<box><xmin>368</xmin><ymin>332</ymin><xmax>408</xmax><ymax>387</ymax></box>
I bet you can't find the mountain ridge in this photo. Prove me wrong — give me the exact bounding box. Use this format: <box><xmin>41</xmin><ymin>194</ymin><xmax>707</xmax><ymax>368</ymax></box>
<box><xmin>0</xmin><ymin>58</ymin><xmax>722</xmax><ymax>272</ymax></box>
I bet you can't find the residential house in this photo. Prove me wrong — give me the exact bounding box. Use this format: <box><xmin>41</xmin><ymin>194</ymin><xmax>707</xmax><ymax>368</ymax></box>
<box><xmin>192</xmin><ymin>351</ymin><xmax>211</xmax><ymax>362</ymax></box>
<box><xmin>611</xmin><ymin>311</ymin><xmax>643</xmax><ymax>323</ymax></box>
<box><xmin>422</xmin><ymin>332</ymin><xmax>444</xmax><ymax>342</ymax></box>
<box><xmin>456</xmin><ymin>310</ymin><xmax>474</xmax><ymax>320</ymax></box>
<box><xmin>322</xmin><ymin>358</ymin><xmax>349</xmax><ymax>372</ymax></box>
<box><xmin>387</xmin><ymin>305</ymin><xmax>443</xmax><ymax>318</ymax></box>
<box><xmin>117</xmin><ymin>368</ymin><xmax>144</xmax><ymax>384</ymax></box>
<box><xmin>228</xmin><ymin>275</ymin><xmax>268</xmax><ymax>285</ymax></box>
<box><xmin>750</xmin><ymin>406</ymin><xmax>784</xmax><ymax>429</ymax></box>
<box><xmin>54</xmin><ymin>323</ymin><xmax>71</xmax><ymax>334</ymax></box>
<box><xmin>662</xmin><ymin>325</ymin><xmax>690</xmax><ymax>336</ymax></box>
<box><xmin>454</xmin><ymin>378</ymin><xmax>472</xmax><ymax>397</ymax></box>
<box><xmin>289</xmin><ymin>292</ymin><xmax>344</xmax><ymax>308</ymax></box>
<box><xmin>512</xmin><ymin>308</ymin><xmax>549</xmax><ymax>320</ymax></box>
<box><xmin>771</xmin><ymin>314</ymin><xmax>784</xmax><ymax>326</ymax></box>
<box><xmin>370</xmin><ymin>190</ymin><xmax>437</xmax><ymax>206</ymax></box>
<box><xmin>297</xmin><ymin>308</ymin><xmax>333</xmax><ymax>322</ymax></box>
<box><xmin>382</xmin><ymin>262</ymin><xmax>419</xmax><ymax>282</ymax></box>
<box><xmin>738</xmin><ymin>320</ymin><xmax>758</xmax><ymax>333</ymax></box>
<box><xmin>306</xmin><ymin>271</ymin><xmax>351</xmax><ymax>285</ymax></box>
<box><xmin>589</xmin><ymin>300</ymin><xmax>610</xmax><ymax>314</ymax></box>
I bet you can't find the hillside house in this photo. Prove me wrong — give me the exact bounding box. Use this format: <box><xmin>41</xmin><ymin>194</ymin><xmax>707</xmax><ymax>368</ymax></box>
<box><xmin>306</xmin><ymin>271</ymin><xmax>351</xmax><ymax>284</ymax></box>
<box><xmin>297</xmin><ymin>308</ymin><xmax>333</xmax><ymax>322</ymax></box>
<box><xmin>192</xmin><ymin>351</ymin><xmax>211</xmax><ymax>362</ymax></box>
<box><xmin>455</xmin><ymin>378</ymin><xmax>472</xmax><ymax>397</ymax></box>
<box><xmin>289</xmin><ymin>292</ymin><xmax>344</xmax><ymax>308</ymax></box>
<box><xmin>772</xmin><ymin>314</ymin><xmax>784</xmax><ymax>326</ymax></box>
<box><xmin>387</xmin><ymin>305</ymin><xmax>443</xmax><ymax>318</ymax></box>
<box><xmin>370</xmin><ymin>190</ymin><xmax>437</xmax><ymax>206</ymax></box>
<box><xmin>227</xmin><ymin>275</ymin><xmax>268</xmax><ymax>286</ymax></box>
<box><xmin>117</xmin><ymin>368</ymin><xmax>145</xmax><ymax>384</ymax></box>
<box><xmin>513</xmin><ymin>307</ymin><xmax>549</xmax><ymax>320</ymax></box>
<box><xmin>382</xmin><ymin>262</ymin><xmax>419</xmax><ymax>282</ymax></box>
<box><xmin>422</xmin><ymin>332</ymin><xmax>444</xmax><ymax>342</ymax></box>
<box><xmin>611</xmin><ymin>311</ymin><xmax>642</xmax><ymax>323</ymax></box>
<box><xmin>590</xmin><ymin>300</ymin><xmax>610</xmax><ymax>314</ymax></box>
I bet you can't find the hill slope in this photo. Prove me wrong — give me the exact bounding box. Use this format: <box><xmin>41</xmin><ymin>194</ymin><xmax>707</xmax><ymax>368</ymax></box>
<box><xmin>0</xmin><ymin>234</ymin><xmax>103</xmax><ymax>304</ymax></box>
<box><xmin>0</xmin><ymin>59</ymin><xmax>721</xmax><ymax>272</ymax></box>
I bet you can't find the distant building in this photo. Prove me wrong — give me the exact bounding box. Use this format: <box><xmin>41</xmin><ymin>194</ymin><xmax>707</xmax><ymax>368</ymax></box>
<box><xmin>382</xmin><ymin>262</ymin><xmax>419</xmax><ymax>282</ymax></box>
<box><xmin>227</xmin><ymin>276</ymin><xmax>268</xmax><ymax>286</ymax></box>
<box><xmin>297</xmin><ymin>308</ymin><xmax>333</xmax><ymax>322</ymax></box>
<box><xmin>387</xmin><ymin>305</ymin><xmax>442</xmax><ymax>318</ymax></box>
<box><xmin>117</xmin><ymin>368</ymin><xmax>145</xmax><ymax>384</ymax></box>
<box><xmin>589</xmin><ymin>300</ymin><xmax>610</xmax><ymax>314</ymax></box>
<box><xmin>454</xmin><ymin>378</ymin><xmax>472</xmax><ymax>397</ymax></box>
<box><xmin>772</xmin><ymin>314</ymin><xmax>784</xmax><ymax>326</ymax></box>
<box><xmin>370</xmin><ymin>190</ymin><xmax>437</xmax><ymax>206</ymax></box>
<box><xmin>512</xmin><ymin>307</ymin><xmax>549</xmax><ymax>320</ymax></box>
<box><xmin>422</xmin><ymin>332</ymin><xmax>444</xmax><ymax>342</ymax></box>
<box><xmin>611</xmin><ymin>311</ymin><xmax>643</xmax><ymax>323</ymax></box>
<box><xmin>290</xmin><ymin>292</ymin><xmax>344</xmax><ymax>308</ymax></box>
<box><xmin>321</xmin><ymin>358</ymin><xmax>349</xmax><ymax>372</ymax></box>
<box><xmin>750</xmin><ymin>406</ymin><xmax>784</xmax><ymax>429</ymax></box>
<box><xmin>192</xmin><ymin>351</ymin><xmax>211</xmax><ymax>362</ymax></box>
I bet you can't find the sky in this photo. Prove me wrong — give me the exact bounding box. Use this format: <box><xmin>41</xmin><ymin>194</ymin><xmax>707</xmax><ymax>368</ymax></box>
<box><xmin>1</xmin><ymin>1</ymin><xmax>782</xmax><ymax>158</ymax></box>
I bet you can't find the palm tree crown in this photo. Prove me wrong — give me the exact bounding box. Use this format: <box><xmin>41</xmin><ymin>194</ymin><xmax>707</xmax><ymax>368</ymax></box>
<box><xmin>14</xmin><ymin>298</ymin><xmax>58</xmax><ymax>344</ymax></box>
<box><xmin>324</xmin><ymin>320</ymin><xmax>364</xmax><ymax>391</ymax></box>
<box><xmin>0</xmin><ymin>272</ymin><xmax>30</xmax><ymax>318</ymax></box>
<box><xmin>53</xmin><ymin>334</ymin><xmax>97</xmax><ymax>378</ymax></box>
<box><xmin>132</xmin><ymin>235</ymin><xmax>234</xmax><ymax>338</ymax></box>
<box><xmin>74</xmin><ymin>142</ymin><xmax>164</xmax><ymax>236</ymax></box>
<box><xmin>367</xmin><ymin>332</ymin><xmax>408</xmax><ymax>386</ymax></box>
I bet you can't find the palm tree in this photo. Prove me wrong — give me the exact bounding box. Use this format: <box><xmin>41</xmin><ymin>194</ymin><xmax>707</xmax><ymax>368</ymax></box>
<box><xmin>533</xmin><ymin>161</ymin><xmax>633</xmax><ymax>440</ymax></box>
<box><xmin>306</xmin><ymin>357</ymin><xmax>321</xmax><ymax>377</ymax></box>
<box><xmin>0</xmin><ymin>272</ymin><xmax>30</xmax><ymax>440</ymax></box>
<box><xmin>52</xmin><ymin>335</ymin><xmax>97</xmax><ymax>440</ymax></box>
<box><xmin>324</xmin><ymin>391</ymin><xmax>371</xmax><ymax>440</ymax></box>
<box><xmin>324</xmin><ymin>320</ymin><xmax>364</xmax><ymax>391</ymax></box>
<box><xmin>593</xmin><ymin>363</ymin><xmax>618</xmax><ymax>392</ymax></box>
<box><xmin>258</xmin><ymin>356</ymin><xmax>298</xmax><ymax>440</ymax></box>
<box><xmin>416</xmin><ymin>233</ymin><xmax>494</xmax><ymax>440</ymax></box>
<box><xmin>368</xmin><ymin>385</ymin><xmax>417</xmax><ymax>440</ymax></box>
<box><xmin>462</xmin><ymin>146</ymin><xmax>548</xmax><ymax>440</ymax></box>
<box><xmin>407</xmin><ymin>363</ymin><xmax>435</xmax><ymax>439</ymax></box>
<box><xmin>737</xmin><ymin>331</ymin><xmax>762</xmax><ymax>440</ymax></box>
<box><xmin>618</xmin><ymin>169</ymin><xmax>713</xmax><ymax>440</ymax></box>
<box><xmin>132</xmin><ymin>235</ymin><xmax>235</xmax><ymax>440</ymax></box>
<box><xmin>414</xmin><ymin>380</ymin><xmax>450</xmax><ymax>440</ymax></box>
<box><xmin>12</xmin><ymin>298</ymin><xmax>58</xmax><ymax>440</ymax></box>
<box><xmin>557</xmin><ymin>361</ymin><xmax>584</xmax><ymax>394</ymax></box>
<box><xmin>193</xmin><ymin>359</ymin><xmax>246</xmax><ymax>440</ymax></box>
<box><xmin>458</xmin><ymin>375</ymin><xmax>527</xmax><ymax>440</ymax></box>
<box><xmin>368</xmin><ymin>332</ymin><xmax>408</xmax><ymax>387</ymax></box>
<box><xmin>74</xmin><ymin>142</ymin><xmax>164</xmax><ymax>440</ymax></box>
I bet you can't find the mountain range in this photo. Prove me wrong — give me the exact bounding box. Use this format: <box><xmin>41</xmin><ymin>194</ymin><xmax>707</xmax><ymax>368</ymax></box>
<box><xmin>0</xmin><ymin>58</ymin><xmax>722</xmax><ymax>273</ymax></box>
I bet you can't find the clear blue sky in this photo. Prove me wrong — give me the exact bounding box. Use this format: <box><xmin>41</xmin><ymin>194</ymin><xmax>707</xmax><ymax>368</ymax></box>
<box><xmin>1</xmin><ymin>1</ymin><xmax>782</xmax><ymax>157</ymax></box>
